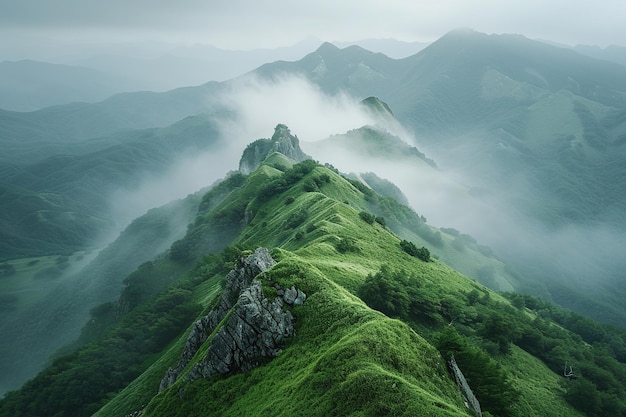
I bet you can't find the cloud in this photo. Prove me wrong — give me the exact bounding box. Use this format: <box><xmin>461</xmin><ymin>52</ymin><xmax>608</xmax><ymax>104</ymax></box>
<box><xmin>102</xmin><ymin>72</ymin><xmax>626</xmax><ymax>317</ymax></box>
<box><xmin>107</xmin><ymin>144</ymin><xmax>239</xmax><ymax>228</ymax></box>
<box><xmin>105</xmin><ymin>74</ymin><xmax>375</xmax><ymax>229</ymax></box>
<box><xmin>214</xmin><ymin>74</ymin><xmax>374</xmax><ymax>143</ymax></box>
<box><xmin>2</xmin><ymin>0</ymin><xmax>626</xmax><ymax>48</ymax></box>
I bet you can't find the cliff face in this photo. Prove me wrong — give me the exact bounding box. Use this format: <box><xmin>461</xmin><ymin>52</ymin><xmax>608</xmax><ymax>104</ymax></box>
<box><xmin>159</xmin><ymin>247</ymin><xmax>305</xmax><ymax>391</ymax></box>
<box><xmin>238</xmin><ymin>124</ymin><xmax>310</xmax><ymax>174</ymax></box>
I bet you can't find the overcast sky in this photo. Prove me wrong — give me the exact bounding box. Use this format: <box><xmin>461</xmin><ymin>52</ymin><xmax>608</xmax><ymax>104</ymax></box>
<box><xmin>2</xmin><ymin>0</ymin><xmax>625</xmax><ymax>50</ymax></box>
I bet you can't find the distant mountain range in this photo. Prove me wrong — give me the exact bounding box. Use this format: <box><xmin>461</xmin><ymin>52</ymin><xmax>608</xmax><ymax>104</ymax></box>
<box><xmin>0</xmin><ymin>60</ymin><xmax>141</xmax><ymax>112</ymax></box>
<box><xmin>574</xmin><ymin>44</ymin><xmax>626</xmax><ymax>67</ymax></box>
<box><xmin>0</xmin><ymin>38</ymin><xmax>428</xmax><ymax>111</ymax></box>
<box><xmin>2</xmin><ymin>29</ymin><xmax>626</xmax><ymax>400</ymax></box>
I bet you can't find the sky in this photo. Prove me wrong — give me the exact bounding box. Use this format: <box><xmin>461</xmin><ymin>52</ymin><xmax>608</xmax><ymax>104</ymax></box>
<box><xmin>2</xmin><ymin>0</ymin><xmax>626</xmax><ymax>50</ymax></box>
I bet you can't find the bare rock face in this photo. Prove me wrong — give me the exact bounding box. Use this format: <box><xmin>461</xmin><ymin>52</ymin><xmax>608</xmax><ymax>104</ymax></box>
<box><xmin>159</xmin><ymin>247</ymin><xmax>305</xmax><ymax>391</ymax></box>
<box><xmin>186</xmin><ymin>281</ymin><xmax>294</xmax><ymax>379</ymax></box>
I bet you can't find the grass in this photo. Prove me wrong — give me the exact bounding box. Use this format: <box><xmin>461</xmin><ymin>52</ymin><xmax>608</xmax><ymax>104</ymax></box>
<box><xmin>500</xmin><ymin>347</ymin><xmax>581</xmax><ymax>417</ymax></box>
<box><xmin>4</xmin><ymin>158</ymin><xmax>594</xmax><ymax>417</ymax></box>
<box><xmin>91</xmin><ymin>163</ymin><xmax>484</xmax><ymax>416</ymax></box>
<box><xmin>141</xmin><ymin>253</ymin><xmax>471</xmax><ymax>417</ymax></box>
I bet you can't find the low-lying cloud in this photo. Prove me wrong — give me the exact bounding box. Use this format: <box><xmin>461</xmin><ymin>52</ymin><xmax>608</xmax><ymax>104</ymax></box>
<box><xmin>104</xmin><ymin>72</ymin><xmax>626</xmax><ymax>326</ymax></box>
<box><xmin>106</xmin><ymin>74</ymin><xmax>378</xmax><ymax>232</ymax></box>
<box><xmin>215</xmin><ymin>73</ymin><xmax>374</xmax><ymax>143</ymax></box>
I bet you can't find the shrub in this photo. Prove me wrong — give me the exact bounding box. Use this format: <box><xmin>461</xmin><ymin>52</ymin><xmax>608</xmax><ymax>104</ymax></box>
<box><xmin>285</xmin><ymin>209</ymin><xmax>308</xmax><ymax>229</ymax></box>
<box><xmin>415</xmin><ymin>246</ymin><xmax>430</xmax><ymax>262</ymax></box>
<box><xmin>400</xmin><ymin>240</ymin><xmax>430</xmax><ymax>262</ymax></box>
<box><xmin>434</xmin><ymin>326</ymin><xmax>519</xmax><ymax>417</ymax></box>
<box><xmin>359</xmin><ymin>211</ymin><xmax>375</xmax><ymax>224</ymax></box>
<box><xmin>170</xmin><ymin>238</ymin><xmax>193</xmax><ymax>262</ymax></box>
<box><xmin>359</xmin><ymin>264</ymin><xmax>410</xmax><ymax>319</ymax></box>
<box><xmin>335</xmin><ymin>237</ymin><xmax>359</xmax><ymax>253</ymax></box>
<box><xmin>303</xmin><ymin>181</ymin><xmax>318</xmax><ymax>192</ymax></box>
<box><xmin>359</xmin><ymin>265</ymin><xmax>440</xmax><ymax>323</ymax></box>
<box><xmin>400</xmin><ymin>240</ymin><xmax>418</xmax><ymax>256</ymax></box>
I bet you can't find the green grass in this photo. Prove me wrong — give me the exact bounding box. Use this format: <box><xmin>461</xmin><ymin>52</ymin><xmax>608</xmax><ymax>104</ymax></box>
<box><xmin>500</xmin><ymin>347</ymin><xmax>581</xmax><ymax>417</ymax></box>
<box><xmin>142</xmin><ymin>253</ymin><xmax>471</xmax><ymax>417</ymax></box>
<box><xmin>107</xmin><ymin>161</ymin><xmax>583</xmax><ymax>416</ymax></box>
<box><xmin>3</xmin><ymin>158</ymin><xmax>603</xmax><ymax>417</ymax></box>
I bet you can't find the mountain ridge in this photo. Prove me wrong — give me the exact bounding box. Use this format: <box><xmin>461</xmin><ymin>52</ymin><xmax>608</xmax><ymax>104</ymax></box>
<box><xmin>3</xmin><ymin>31</ymin><xmax>626</xmax><ymax>414</ymax></box>
<box><xmin>4</xmin><ymin>129</ymin><xmax>624</xmax><ymax>416</ymax></box>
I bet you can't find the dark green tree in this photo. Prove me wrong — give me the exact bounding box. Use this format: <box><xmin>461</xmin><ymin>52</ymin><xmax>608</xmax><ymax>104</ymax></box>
<box><xmin>359</xmin><ymin>265</ymin><xmax>410</xmax><ymax>319</ymax></box>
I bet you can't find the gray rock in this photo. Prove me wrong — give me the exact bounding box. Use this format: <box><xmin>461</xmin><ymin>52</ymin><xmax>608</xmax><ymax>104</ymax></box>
<box><xmin>159</xmin><ymin>248</ymin><xmax>276</xmax><ymax>391</ymax></box>
<box><xmin>187</xmin><ymin>281</ymin><xmax>295</xmax><ymax>379</ymax></box>
<box><xmin>283</xmin><ymin>286</ymin><xmax>298</xmax><ymax>305</ymax></box>
<box><xmin>283</xmin><ymin>286</ymin><xmax>307</xmax><ymax>306</ymax></box>
<box><xmin>294</xmin><ymin>289</ymin><xmax>307</xmax><ymax>306</ymax></box>
<box><xmin>159</xmin><ymin>247</ymin><xmax>306</xmax><ymax>391</ymax></box>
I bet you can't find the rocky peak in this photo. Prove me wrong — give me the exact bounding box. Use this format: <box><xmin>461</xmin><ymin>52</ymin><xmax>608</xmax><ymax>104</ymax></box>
<box><xmin>159</xmin><ymin>248</ymin><xmax>306</xmax><ymax>392</ymax></box>
<box><xmin>238</xmin><ymin>124</ymin><xmax>311</xmax><ymax>174</ymax></box>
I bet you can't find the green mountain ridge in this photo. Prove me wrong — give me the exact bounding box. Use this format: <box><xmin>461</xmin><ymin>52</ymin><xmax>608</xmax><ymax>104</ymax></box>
<box><xmin>259</xmin><ymin>31</ymin><xmax>626</xmax><ymax>329</ymax></box>
<box><xmin>3</xmin><ymin>127</ymin><xmax>626</xmax><ymax>416</ymax></box>
<box><xmin>0</xmin><ymin>118</ymin><xmax>516</xmax><ymax>394</ymax></box>
<box><xmin>3</xmin><ymin>30</ymin><xmax>626</xmax><ymax>413</ymax></box>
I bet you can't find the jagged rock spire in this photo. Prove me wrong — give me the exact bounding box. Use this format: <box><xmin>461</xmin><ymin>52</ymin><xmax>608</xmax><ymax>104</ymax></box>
<box><xmin>238</xmin><ymin>124</ymin><xmax>311</xmax><ymax>174</ymax></box>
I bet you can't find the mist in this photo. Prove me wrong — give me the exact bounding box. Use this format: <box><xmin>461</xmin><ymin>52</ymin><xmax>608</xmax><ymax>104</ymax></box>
<box><xmin>205</xmin><ymin>73</ymin><xmax>522</xmax><ymax>258</ymax></box>
<box><xmin>2</xmin><ymin>68</ymin><xmax>623</xmax><ymax>396</ymax></box>
<box><xmin>226</xmin><ymin>77</ymin><xmax>626</xmax><ymax>322</ymax></box>
<box><xmin>103</xmin><ymin>74</ymin><xmax>372</xmax><ymax>231</ymax></box>
<box><xmin>108</xmin><ymin>145</ymin><xmax>239</xmax><ymax>229</ymax></box>
<box><xmin>215</xmin><ymin>74</ymin><xmax>374</xmax><ymax>143</ymax></box>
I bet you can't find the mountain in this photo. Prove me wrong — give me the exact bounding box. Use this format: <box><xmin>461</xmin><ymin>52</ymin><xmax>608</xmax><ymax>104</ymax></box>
<box><xmin>0</xmin><ymin>189</ymin><xmax>204</xmax><ymax>394</ymax></box>
<box><xmin>1</xmin><ymin>37</ymin><xmax>324</xmax><ymax>92</ymax></box>
<box><xmin>332</xmin><ymin>38</ymin><xmax>430</xmax><ymax>59</ymax></box>
<box><xmin>0</xmin><ymin>113</ymin><xmax>224</xmax><ymax>261</ymax></box>
<box><xmin>0</xmin><ymin>60</ymin><xmax>140</xmax><ymax>111</ymax></box>
<box><xmin>69</xmin><ymin>39</ymin><xmax>325</xmax><ymax>89</ymax></box>
<box><xmin>0</xmin><ymin>82</ymin><xmax>221</xmax><ymax>160</ymax></box>
<box><xmin>2</xmin><ymin>128</ymin><xmax>625</xmax><ymax>416</ymax></box>
<box><xmin>3</xmin><ymin>30</ymin><xmax>626</xmax><ymax>412</ymax></box>
<box><xmin>238</xmin><ymin>123</ymin><xmax>311</xmax><ymax>174</ymax></box>
<box><xmin>574</xmin><ymin>44</ymin><xmax>626</xmax><ymax>67</ymax></box>
<box><xmin>252</xmin><ymin>30</ymin><xmax>626</xmax><ymax>328</ymax></box>
<box><xmin>303</xmin><ymin>124</ymin><xmax>518</xmax><ymax>294</ymax></box>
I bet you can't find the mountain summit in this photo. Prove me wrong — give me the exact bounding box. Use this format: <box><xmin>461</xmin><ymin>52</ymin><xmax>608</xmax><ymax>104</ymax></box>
<box><xmin>238</xmin><ymin>124</ymin><xmax>310</xmax><ymax>174</ymax></box>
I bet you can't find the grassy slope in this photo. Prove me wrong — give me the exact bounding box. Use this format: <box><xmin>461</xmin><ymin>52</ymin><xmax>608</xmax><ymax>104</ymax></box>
<box><xmin>94</xmin><ymin>161</ymin><xmax>581</xmax><ymax>417</ymax></box>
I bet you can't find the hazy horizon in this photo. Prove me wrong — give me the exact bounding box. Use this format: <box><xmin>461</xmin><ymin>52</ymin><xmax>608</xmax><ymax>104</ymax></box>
<box><xmin>3</xmin><ymin>0</ymin><xmax>626</xmax><ymax>50</ymax></box>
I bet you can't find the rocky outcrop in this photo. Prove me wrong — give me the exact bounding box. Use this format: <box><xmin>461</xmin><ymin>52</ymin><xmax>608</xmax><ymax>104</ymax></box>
<box><xmin>159</xmin><ymin>247</ymin><xmax>305</xmax><ymax>391</ymax></box>
<box><xmin>185</xmin><ymin>280</ymin><xmax>295</xmax><ymax>379</ymax></box>
<box><xmin>238</xmin><ymin>124</ymin><xmax>311</xmax><ymax>174</ymax></box>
